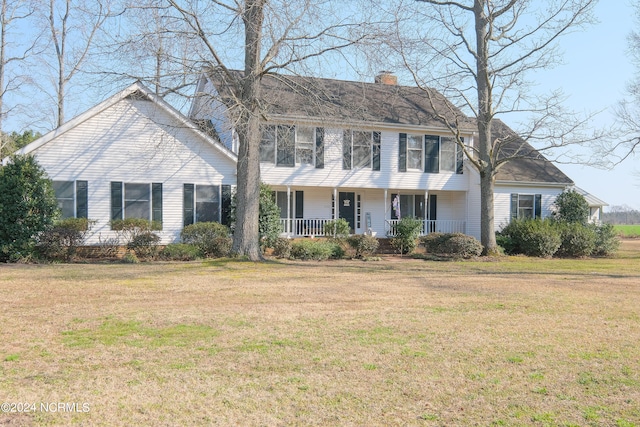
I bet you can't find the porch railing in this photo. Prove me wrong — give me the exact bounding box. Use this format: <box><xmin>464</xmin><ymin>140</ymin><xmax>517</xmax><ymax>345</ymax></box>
<box><xmin>279</xmin><ymin>218</ymin><xmax>333</xmax><ymax>237</ymax></box>
<box><xmin>385</xmin><ymin>220</ymin><xmax>466</xmax><ymax>237</ymax></box>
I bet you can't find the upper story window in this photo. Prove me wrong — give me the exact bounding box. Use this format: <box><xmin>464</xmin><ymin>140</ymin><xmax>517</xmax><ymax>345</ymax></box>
<box><xmin>399</xmin><ymin>134</ymin><xmax>463</xmax><ymax>174</ymax></box>
<box><xmin>260</xmin><ymin>125</ymin><xmax>324</xmax><ymax>168</ymax></box>
<box><xmin>342</xmin><ymin>130</ymin><xmax>381</xmax><ymax>171</ymax></box>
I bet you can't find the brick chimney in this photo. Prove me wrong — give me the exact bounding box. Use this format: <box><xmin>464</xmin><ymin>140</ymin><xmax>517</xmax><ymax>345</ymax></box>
<box><xmin>375</xmin><ymin>71</ymin><xmax>397</xmax><ymax>85</ymax></box>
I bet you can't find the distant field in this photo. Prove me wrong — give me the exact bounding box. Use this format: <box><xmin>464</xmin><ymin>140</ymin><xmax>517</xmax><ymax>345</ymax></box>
<box><xmin>1</xmin><ymin>240</ymin><xmax>640</xmax><ymax>426</ymax></box>
<box><xmin>614</xmin><ymin>224</ymin><xmax>640</xmax><ymax>237</ymax></box>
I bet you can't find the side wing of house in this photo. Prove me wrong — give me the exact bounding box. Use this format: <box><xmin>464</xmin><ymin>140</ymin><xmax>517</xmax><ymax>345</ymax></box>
<box><xmin>17</xmin><ymin>84</ymin><xmax>237</xmax><ymax>245</ymax></box>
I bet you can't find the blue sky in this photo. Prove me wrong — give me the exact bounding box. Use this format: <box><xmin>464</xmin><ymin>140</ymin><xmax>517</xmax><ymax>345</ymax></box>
<box><xmin>539</xmin><ymin>1</ymin><xmax>639</xmax><ymax>210</ymax></box>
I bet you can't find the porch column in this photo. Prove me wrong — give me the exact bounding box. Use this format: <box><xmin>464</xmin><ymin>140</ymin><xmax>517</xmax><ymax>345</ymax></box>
<box><xmin>333</xmin><ymin>188</ymin><xmax>338</xmax><ymax>220</ymax></box>
<box><xmin>287</xmin><ymin>186</ymin><xmax>291</xmax><ymax>236</ymax></box>
<box><xmin>384</xmin><ymin>189</ymin><xmax>389</xmax><ymax>235</ymax></box>
<box><xmin>424</xmin><ymin>190</ymin><xmax>429</xmax><ymax>235</ymax></box>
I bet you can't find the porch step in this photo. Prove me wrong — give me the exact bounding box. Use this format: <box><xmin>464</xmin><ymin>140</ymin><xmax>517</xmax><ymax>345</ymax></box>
<box><xmin>376</xmin><ymin>238</ymin><xmax>396</xmax><ymax>254</ymax></box>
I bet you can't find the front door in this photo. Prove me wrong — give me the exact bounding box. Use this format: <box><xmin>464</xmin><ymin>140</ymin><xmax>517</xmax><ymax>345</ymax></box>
<box><xmin>339</xmin><ymin>192</ymin><xmax>356</xmax><ymax>233</ymax></box>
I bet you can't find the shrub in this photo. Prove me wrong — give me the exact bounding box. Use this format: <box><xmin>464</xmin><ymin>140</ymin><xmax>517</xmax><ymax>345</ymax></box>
<box><xmin>0</xmin><ymin>155</ymin><xmax>59</xmax><ymax>262</ymax></box>
<box><xmin>258</xmin><ymin>183</ymin><xmax>283</xmax><ymax>250</ymax></box>
<box><xmin>421</xmin><ymin>233</ymin><xmax>483</xmax><ymax>258</ymax></box>
<box><xmin>122</xmin><ymin>252</ymin><xmax>139</xmax><ymax>264</ymax></box>
<box><xmin>181</xmin><ymin>222</ymin><xmax>231</xmax><ymax>258</ymax></box>
<box><xmin>111</xmin><ymin>218</ymin><xmax>161</xmax><ymax>245</ymax></box>
<box><xmin>499</xmin><ymin>218</ymin><xmax>561</xmax><ymax>258</ymax></box>
<box><xmin>160</xmin><ymin>243</ymin><xmax>201</xmax><ymax>261</ymax></box>
<box><xmin>592</xmin><ymin>223</ymin><xmax>620</xmax><ymax>256</ymax></box>
<box><xmin>391</xmin><ymin>217</ymin><xmax>423</xmax><ymax>255</ymax></box>
<box><xmin>495</xmin><ymin>233</ymin><xmax>516</xmax><ymax>255</ymax></box>
<box><xmin>272</xmin><ymin>237</ymin><xmax>292</xmax><ymax>259</ymax></box>
<box><xmin>556</xmin><ymin>222</ymin><xmax>596</xmax><ymax>257</ymax></box>
<box><xmin>323</xmin><ymin>218</ymin><xmax>351</xmax><ymax>239</ymax></box>
<box><xmin>552</xmin><ymin>190</ymin><xmax>590</xmax><ymax>225</ymax></box>
<box><xmin>347</xmin><ymin>234</ymin><xmax>379</xmax><ymax>258</ymax></box>
<box><xmin>127</xmin><ymin>231</ymin><xmax>161</xmax><ymax>259</ymax></box>
<box><xmin>290</xmin><ymin>239</ymin><xmax>343</xmax><ymax>261</ymax></box>
<box><xmin>36</xmin><ymin>217</ymin><xmax>95</xmax><ymax>261</ymax></box>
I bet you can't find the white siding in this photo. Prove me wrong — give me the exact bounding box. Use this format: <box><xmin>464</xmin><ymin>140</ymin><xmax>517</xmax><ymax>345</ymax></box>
<box><xmin>260</xmin><ymin>129</ymin><xmax>469</xmax><ymax>191</ymax></box>
<box><xmin>494</xmin><ymin>184</ymin><xmax>566</xmax><ymax>231</ymax></box>
<box><xmin>32</xmin><ymin>98</ymin><xmax>236</xmax><ymax>244</ymax></box>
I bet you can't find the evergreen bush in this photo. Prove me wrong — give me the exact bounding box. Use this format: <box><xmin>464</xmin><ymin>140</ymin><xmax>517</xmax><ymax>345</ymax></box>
<box><xmin>181</xmin><ymin>222</ymin><xmax>231</xmax><ymax>258</ymax></box>
<box><xmin>347</xmin><ymin>234</ymin><xmax>379</xmax><ymax>258</ymax></box>
<box><xmin>0</xmin><ymin>155</ymin><xmax>59</xmax><ymax>262</ymax></box>
<box><xmin>391</xmin><ymin>217</ymin><xmax>423</xmax><ymax>255</ymax></box>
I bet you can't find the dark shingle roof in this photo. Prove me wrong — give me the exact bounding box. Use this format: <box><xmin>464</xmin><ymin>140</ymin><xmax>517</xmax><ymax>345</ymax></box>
<box><xmin>206</xmin><ymin>70</ymin><xmax>572</xmax><ymax>185</ymax></box>
<box><xmin>210</xmin><ymin>71</ymin><xmax>476</xmax><ymax>130</ymax></box>
<box><xmin>492</xmin><ymin>119</ymin><xmax>573</xmax><ymax>184</ymax></box>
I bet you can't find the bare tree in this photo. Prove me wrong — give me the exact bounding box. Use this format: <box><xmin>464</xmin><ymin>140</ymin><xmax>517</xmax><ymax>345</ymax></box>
<box><xmin>0</xmin><ymin>0</ymin><xmax>40</xmax><ymax>152</ymax></box>
<box><xmin>382</xmin><ymin>0</ymin><xmax>598</xmax><ymax>254</ymax></box>
<box><xmin>164</xmin><ymin>0</ymin><xmax>370</xmax><ymax>260</ymax></box>
<box><xmin>32</xmin><ymin>0</ymin><xmax>114</xmax><ymax>128</ymax></box>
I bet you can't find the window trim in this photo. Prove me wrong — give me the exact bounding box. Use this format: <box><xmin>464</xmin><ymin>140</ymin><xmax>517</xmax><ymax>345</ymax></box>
<box><xmin>52</xmin><ymin>180</ymin><xmax>88</xmax><ymax>219</ymax></box>
<box><xmin>510</xmin><ymin>193</ymin><xmax>543</xmax><ymax>220</ymax></box>
<box><xmin>111</xmin><ymin>182</ymin><xmax>162</xmax><ymax>227</ymax></box>
<box><xmin>343</xmin><ymin>129</ymin><xmax>381</xmax><ymax>171</ymax></box>
<box><xmin>260</xmin><ymin>125</ymin><xmax>325</xmax><ymax>168</ymax></box>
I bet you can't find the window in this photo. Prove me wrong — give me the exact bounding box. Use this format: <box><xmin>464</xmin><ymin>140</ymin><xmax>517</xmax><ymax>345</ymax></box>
<box><xmin>260</xmin><ymin>125</ymin><xmax>325</xmax><ymax>168</ymax></box>
<box><xmin>440</xmin><ymin>137</ymin><xmax>457</xmax><ymax>172</ymax></box>
<box><xmin>111</xmin><ymin>182</ymin><xmax>162</xmax><ymax>224</ymax></box>
<box><xmin>407</xmin><ymin>135</ymin><xmax>423</xmax><ymax>170</ymax></box>
<box><xmin>273</xmin><ymin>191</ymin><xmax>303</xmax><ymax>219</ymax></box>
<box><xmin>390</xmin><ymin>194</ymin><xmax>425</xmax><ymax>220</ymax></box>
<box><xmin>510</xmin><ymin>193</ymin><xmax>542</xmax><ymax>220</ymax></box>
<box><xmin>296</xmin><ymin>127</ymin><xmax>314</xmax><ymax>165</ymax></box>
<box><xmin>184</xmin><ymin>184</ymin><xmax>233</xmax><ymax>226</ymax></box>
<box><xmin>399</xmin><ymin>134</ymin><xmax>463</xmax><ymax>174</ymax></box>
<box><xmin>52</xmin><ymin>180</ymin><xmax>88</xmax><ymax>219</ymax></box>
<box><xmin>343</xmin><ymin>130</ymin><xmax>381</xmax><ymax>170</ymax></box>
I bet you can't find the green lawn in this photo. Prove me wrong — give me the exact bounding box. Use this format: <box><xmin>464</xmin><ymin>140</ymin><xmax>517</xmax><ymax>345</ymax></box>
<box><xmin>1</xmin><ymin>240</ymin><xmax>639</xmax><ymax>426</ymax></box>
<box><xmin>615</xmin><ymin>224</ymin><xmax>640</xmax><ymax>238</ymax></box>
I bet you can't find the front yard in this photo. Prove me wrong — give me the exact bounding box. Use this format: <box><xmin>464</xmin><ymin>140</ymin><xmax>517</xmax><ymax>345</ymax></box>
<box><xmin>1</xmin><ymin>241</ymin><xmax>639</xmax><ymax>425</ymax></box>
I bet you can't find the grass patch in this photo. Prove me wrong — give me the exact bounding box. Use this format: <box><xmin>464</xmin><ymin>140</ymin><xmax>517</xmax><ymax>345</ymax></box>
<box><xmin>1</xmin><ymin>240</ymin><xmax>640</xmax><ymax>425</ymax></box>
<box><xmin>62</xmin><ymin>318</ymin><xmax>218</xmax><ymax>348</ymax></box>
<box><xmin>614</xmin><ymin>224</ymin><xmax>640</xmax><ymax>238</ymax></box>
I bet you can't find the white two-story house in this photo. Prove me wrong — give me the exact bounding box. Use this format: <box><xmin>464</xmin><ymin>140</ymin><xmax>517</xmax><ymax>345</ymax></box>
<box><xmin>5</xmin><ymin>72</ymin><xmax>599</xmax><ymax>245</ymax></box>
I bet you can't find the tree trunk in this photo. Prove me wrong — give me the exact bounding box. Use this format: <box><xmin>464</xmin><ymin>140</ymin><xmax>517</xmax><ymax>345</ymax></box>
<box><xmin>231</xmin><ymin>0</ymin><xmax>265</xmax><ymax>261</ymax></box>
<box><xmin>474</xmin><ymin>1</ymin><xmax>498</xmax><ymax>255</ymax></box>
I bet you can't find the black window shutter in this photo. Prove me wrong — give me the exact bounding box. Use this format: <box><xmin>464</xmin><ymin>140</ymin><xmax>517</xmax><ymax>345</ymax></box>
<box><xmin>372</xmin><ymin>131</ymin><xmax>381</xmax><ymax>171</ymax></box>
<box><xmin>342</xmin><ymin>130</ymin><xmax>352</xmax><ymax>170</ymax></box>
<box><xmin>424</xmin><ymin>136</ymin><xmax>440</xmax><ymax>173</ymax></box>
<box><xmin>535</xmin><ymin>194</ymin><xmax>542</xmax><ymax>219</ymax></box>
<box><xmin>76</xmin><ymin>180</ymin><xmax>88</xmax><ymax>219</ymax></box>
<box><xmin>429</xmin><ymin>194</ymin><xmax>438</xmax><ymax>221</ymax></box>
<box><xmin>510</xmin><ymin>193</ymin><xmax>519</xmax><ymax>220</ymax></box>
<box><xmin>152</xmin><ymin>183</ymin><xmax>163</xmax><ymax>226</ymax></box>
<box><xmin>295</xmin><ymin>191</ymin><xmax>304</xmax><ymax>219</ymax></box>
<box><xmin>315</xmin><ymin>128</ymin><xmax>324</xmax><ymax>169</ymax></box>
<box><xmin>398</xmin><ymin>133</ymin><xmax>407</xmax><ymax>172</ymax></box>
<box><xmin>110</xmin><ymin>182</ymin><xmax>123</xmax><ymax>222</ymax></box>
<box><xmin>221</xmin><ymin>185</ymin><xmax>233</xmax><ymax>226</ymax></box>
<box><xmin>184</xmin><ymin>184</ymin><xmax>194</xmax><ymax>227</ymax></box>
<box><xmin>456</xmin><ymin>137</ymin><xmax>464</xmax><ymax>174</ymax></box>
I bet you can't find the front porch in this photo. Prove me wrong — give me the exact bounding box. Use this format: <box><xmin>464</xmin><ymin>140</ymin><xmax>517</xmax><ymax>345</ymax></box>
<box><xmin>278</xmin><ymin>218</ymin><xmax>467</xmax><ymax>238</ymax></box>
